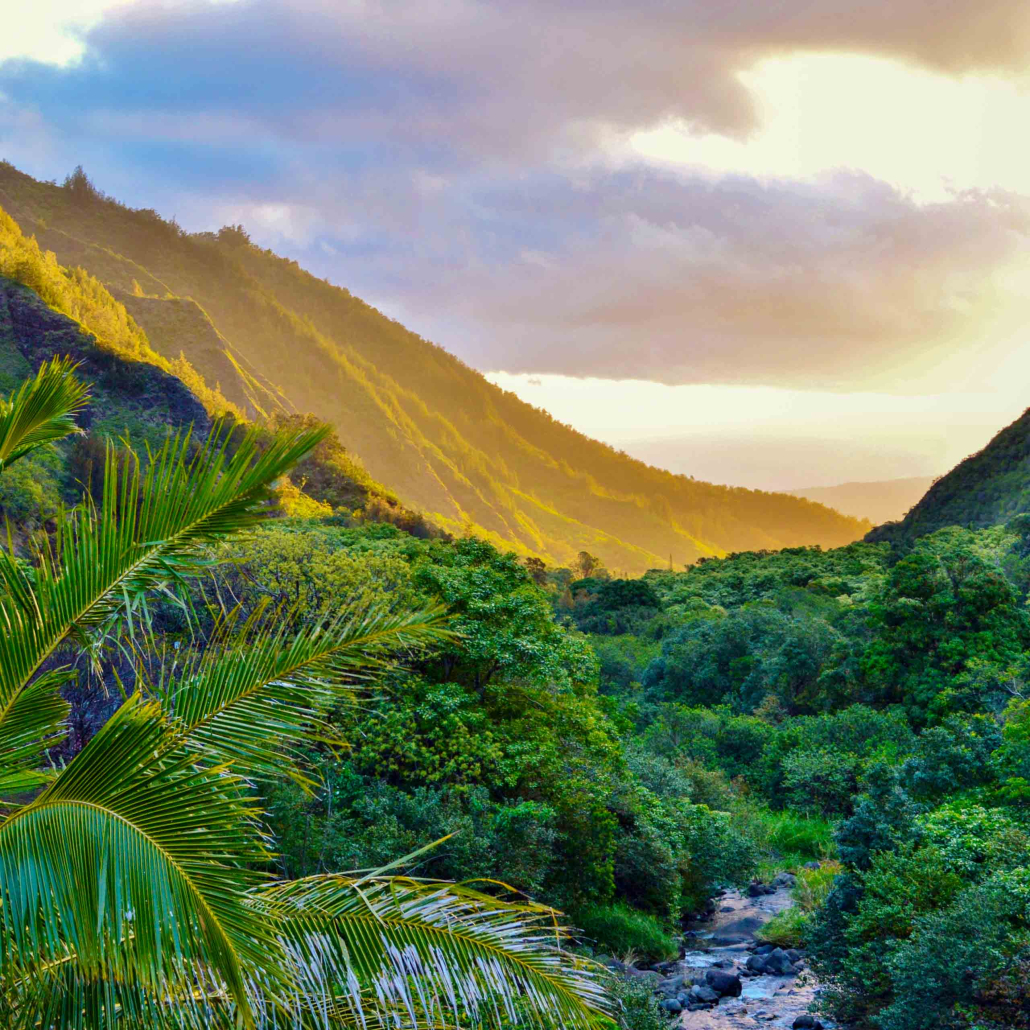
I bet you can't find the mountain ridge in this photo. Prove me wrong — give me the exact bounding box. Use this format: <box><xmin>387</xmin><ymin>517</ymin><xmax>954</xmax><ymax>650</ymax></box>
<box><xmin>868</xmin><ymin>407</ymin><xmax>1030</xmax><ymax>547</ymax></box>
<box><xmin>0</xmin><ymin>161</ymin><xmax>870</xmax><ymax>572</ymax></box>
<box><xmin>787</xmin><ymin>475</ymin><xmax>937</xmax><ymax>525</ymax></box>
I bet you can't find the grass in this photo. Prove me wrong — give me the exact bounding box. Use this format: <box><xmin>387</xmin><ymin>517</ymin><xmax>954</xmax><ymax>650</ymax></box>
<box><xmin>572</xmin><ymin>902</ymin><xmax>679</xmax><ymax>962</ymax></box>
<box><xmin>756</xmin><ymin>860</ymin><xmax>842</xmax><ymax>948</ymax></box>
<box><xmin>743</xmin><ymin>807</ymin><xmax>837</xmax><ymax>880</ymax></box>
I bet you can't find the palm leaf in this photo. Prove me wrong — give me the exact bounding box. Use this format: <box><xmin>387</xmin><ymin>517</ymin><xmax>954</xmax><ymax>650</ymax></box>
<box><xmin>162</xmin><ymin>604</ymin><xmax>453</xmax><ymax>786</ymax></box>
<box><xmin>0</xmin><ymin>694</ymin><xmax>282</xmax><ymax>1023</ymax></box>
<box><xmin>0</xmin><ymin>422</ymin><xmax>327</xmax><ymax>790</ymax></box>
<box><xmin>0</xmin><ymin>356</ymin><xmax>89</xmax><ymax>471</ymax></box>
<box><xmin>259</xmin><ymin>875</ymin><xmax>613</xmax><ymax>1030</ymax></box>
<box><xmin>0</xmin><ymin>669</ymin><xmax>70</xmax><ymax>801</ymax></box>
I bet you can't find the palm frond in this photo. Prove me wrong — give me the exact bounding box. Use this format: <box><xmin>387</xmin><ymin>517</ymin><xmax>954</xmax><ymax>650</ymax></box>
<box><xmin>0</xmin><ymin>422</ymin><xmax>327</xmax><ymax>777</ymax></box>
<box><xmin>0</xmin><ymin>669</ymin><xmax>70</xmax><ymax>801</ymax></box>
<box><xmin>259</xmin><ymin>875</ymin><xmax>613</xmax><ymax>1030</ymax></box>
<box><xmin>0</xmin><ymin>694</ymin><xmax>284</xmax><ymax>1022</ymax></box>
<box><xmin>0</xmin><ymin>356</ymin><xmax>90</xmax><ymax>471</ymax></box>
<box><xmin>162</xmin><ymin>605</ymin><xmax>453</xmax><ymax>786</ymax></box>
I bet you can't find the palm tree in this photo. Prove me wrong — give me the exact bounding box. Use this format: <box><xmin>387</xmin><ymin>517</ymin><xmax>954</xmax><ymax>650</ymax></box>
<box><xmin>0</xmin><ymin>358</ymin><xmax>612</xmax><ymax>1029</ymax></box>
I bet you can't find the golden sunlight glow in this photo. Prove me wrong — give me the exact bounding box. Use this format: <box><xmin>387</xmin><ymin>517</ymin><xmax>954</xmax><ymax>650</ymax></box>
<box><xmin>632</xmin><ymin>53</ymin><xmax>1030</xmax><ymax>201</ymax></box>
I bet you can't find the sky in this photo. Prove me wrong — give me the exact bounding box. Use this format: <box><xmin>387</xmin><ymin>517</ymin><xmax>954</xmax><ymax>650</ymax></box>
<box><xmin>1</xmin><ymin>1</ymin><xmax>1029</xmax><ymax>489</ymax></box>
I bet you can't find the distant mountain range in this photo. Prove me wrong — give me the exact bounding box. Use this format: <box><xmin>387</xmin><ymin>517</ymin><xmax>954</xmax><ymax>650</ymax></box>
<box><xmin>868</xmin><ymin>407</ymin><xmax>1030</xmax><ymax>547</ymax></box>
<box><xmin>0</xmin><ymin>160</ymin><xmax>870</xmax><ymax>573</ymax></box>
<box><xmin>788</xmin><ymin>476</ymin><xmax>936</xmax><ymax>526</ymax></box>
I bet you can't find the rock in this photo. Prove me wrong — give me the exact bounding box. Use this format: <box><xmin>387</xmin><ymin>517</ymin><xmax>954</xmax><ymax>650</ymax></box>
<box><xmin>688</xmin><ymin>984</ymin><xmax>719</xmax><ymax>1004</ymax></box>
<box><xmin>710</xmin><ymin>958</ymin><xmax>733</xmax><ymax>969</ymax></box>
<box><xmin>772</xmin><ymin>872</ymin><xmax>797</xmax><ymax>888</ymax></box>
<box><xmin>746</xmin><ymin>881</ymin><xmax>767</xmax><ymax>898</ymax></box>
<box><xmin>786</xmin><ymin>949</ymin><xmax>803</xmax><ymax>964</ymax></box>
<box><xmin>657</xmin><ymin>975</ymin><xmax>687</xmax><ymax>996</ymax></box>
<box><xmin>745</xmin><ymin>954</ymin><xmax>768</xmax><ymax>974</ymax></box>
<box><xmin>804</xmin><ymin>861</ymin><xmax>821</xmax><ymax>871</ymax></box>
<box><xmin>625</xmin><ymin>968</ymin><xmax>660</xmax><ymax>986</ymax></box>
<box><xmin>658</xmin><ymin>998</ymin><xmax>682</xmax><ymax>1015</ymax></box>
<box><xmin>754</xmin><ymin>944</ymin><xmax>775</xmax><ymax>956</ymax></box>
<box><xmin>763</xmin><ymin>948</ymin><xmax>798</xmax><ymax>976</ymax></box>
<box><xmin>704</xmin><ymin>969</ymin><xmax>742</xmax><ymax>998</ymax></box>
<box><xmin>719</xmin><ymin>905</ymin><xmax>735</xmax><ymax>912</ymax></box>
<box><xmin>792</xmin><ymin>1017</ymin><xmax>824</xmax><ymax>1030</ymax></box>
<box><xmin>763</xmin><ymin>885</ymin><xmax>777</xmax><ymax>895</ymax></box>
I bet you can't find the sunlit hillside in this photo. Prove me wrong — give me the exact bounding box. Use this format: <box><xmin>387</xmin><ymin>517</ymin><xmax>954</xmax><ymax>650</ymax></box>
<box><xmin>0</xmin><ymin>161</ymin><xmax>870</xmax><ymax>571</ymax></box>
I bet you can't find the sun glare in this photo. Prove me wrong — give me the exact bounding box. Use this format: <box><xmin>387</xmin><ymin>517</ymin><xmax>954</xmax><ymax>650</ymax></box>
<box><xmin>632</xmin><ymin>53</ymin><xmax>1030</xmax><ymax>202</ymax></box>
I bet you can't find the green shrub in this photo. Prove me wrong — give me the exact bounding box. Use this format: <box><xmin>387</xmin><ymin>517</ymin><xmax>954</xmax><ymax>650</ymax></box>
<box><xmin>877</xmin><ymin>873</ymin><xmax>1030</xmax><ymax>1030</ymax></box>
<box><xmin>572</xmin><ymin>902</ymin><xmax>678</xmax><ymax>962</ymax></box>
<box><xmin>756</xmin><ymin>861</ymin><xmax>841</xmax><ymax>948</ymax></box>
<box><xmin>782</xmin><ymin>747</ymin><xmax>859</xmax><ymax>816</ymax></box>
<box><xmin>0</xmin><ymin>443</ymin><xmax>62</xmax><ymax>526</ymax></box>
<box><xmin>604</xmin><ymin>972</ymin><xmax>667</xmax><ymax>1030</ymax></box>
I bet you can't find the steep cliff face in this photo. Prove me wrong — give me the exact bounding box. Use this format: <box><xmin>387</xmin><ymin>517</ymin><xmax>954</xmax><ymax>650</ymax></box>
<box><xmin>0</xmin><ymin>275</ymin><xmax>210</xmax><ymax>438</ymax></box>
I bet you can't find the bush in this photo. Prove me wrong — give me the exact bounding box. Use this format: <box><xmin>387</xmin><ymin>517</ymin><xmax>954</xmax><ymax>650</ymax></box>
<box><xmin>757</xmin><ymin>861</ymin><xmax>841</xmax><ymax>948</ymax></box>
<box><xmin>877</xmin><ymin>874</ymin><xmax>1030</xmax><ymax>1030</ymax></box>
<box><xmin>604</xmin><ymin>972</ymin><xmax>667</xmax><ymax>1030</ymax></box>
<box><xmin>782</xmin><ymin>747</ymin><xmax>859</xmax><ymax>816</ymax></box>
<box><xmin>572</xmin><ymin>902</ymin><xmax>678</xmax><ymax>962</ymax></box>
<box><xmin>678</xmin><ymin>805</ymin><xmax>759</xmax><ymax>910</ymax></box>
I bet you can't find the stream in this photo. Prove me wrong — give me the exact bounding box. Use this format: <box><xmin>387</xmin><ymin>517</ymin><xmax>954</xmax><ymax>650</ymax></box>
<box><xmin>648</xmin><ymin>879</ymin><xmax>834</xmax><ymax>1030</ymax></box>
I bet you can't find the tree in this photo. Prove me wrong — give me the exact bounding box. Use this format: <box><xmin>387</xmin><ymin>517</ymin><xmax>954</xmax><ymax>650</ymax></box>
<box><xmin>0</xmin><ymin>362</ymin><xmax>611</xmax><ymax>1028</ymax></box>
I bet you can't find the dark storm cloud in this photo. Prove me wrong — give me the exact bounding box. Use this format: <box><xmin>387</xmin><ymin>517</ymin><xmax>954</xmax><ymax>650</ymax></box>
<box><xmin>2</xmin><ymin>0</ymin><xmax>1029</xmax><ymax>387</ymax></box>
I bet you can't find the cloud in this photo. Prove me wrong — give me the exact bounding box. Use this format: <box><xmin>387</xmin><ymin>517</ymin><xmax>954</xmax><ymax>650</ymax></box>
<box><xmin>371</xmin><ymin>169</ymin><xmax>1030</xmax><ymax>389</ymax></box>
<box><xmin>2</xmin><ymin>0</ymin><xmax>1030</xmax><ymax>390</ymax></box>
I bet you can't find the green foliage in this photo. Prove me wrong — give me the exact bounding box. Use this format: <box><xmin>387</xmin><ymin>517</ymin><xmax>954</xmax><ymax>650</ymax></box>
<box><xmin>757</xmin><ymin>861</ymin><xmax>842</xmax><ymax>947</ymax></box>
<box><xmin>747</xmin><ymin>808</ymin><xmax>837</xmax><ymax>863</ymax></box>
<box><xmin>604</xmin><ymin>972</ymin><xmax>667</xmax><ymax>1030</ymax></box>
<box><xmin>781</xmin><ymin>747</ymin><xmax>859</xmax><ymax>816</ymax></box>
<box><xmin>0</xmin><ymin>363</ymin><xmax>611</xmax><ymax>1029</ymax></box>
<box><xmin>572</xmin><ymin>902</ymin><xmax>679</xmax><ymax>962</ymax></box>
<box><xmin>0</xmin><ymin>162</ymin><xmax>870</xmax><ymax>574</ymax></box>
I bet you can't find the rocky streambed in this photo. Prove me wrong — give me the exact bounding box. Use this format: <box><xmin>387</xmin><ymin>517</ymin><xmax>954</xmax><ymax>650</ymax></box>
<box><xmin>607</xmin><ymin>874</ymin><xmax>833</xmax><ymax>1030</ymax></box>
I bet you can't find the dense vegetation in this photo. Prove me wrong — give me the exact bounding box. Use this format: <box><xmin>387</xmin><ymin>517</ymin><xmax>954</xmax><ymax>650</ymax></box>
<box><xmin>6</xmin><ymin>161</ymin><xmax>1030</xmax><ymax>1030</ymax></box>
<box><xmin>0</xmin><ymin>361</ymin><xmax>614</xmax><ymax>1028</ymax></box>
<box><xmin>556</xmin><ymin>521</ymin><xmax>1030</xmax><ymax>1029</ymax></box>
<box><xmin>869</xmin><ymin>406</ymin><xmax>1030</xmax><ymax>547</ymax></box>
<box><xmin>0</xmin><ymin>161</ymin><xmax>869</xmax><ymax>572</ymax></box>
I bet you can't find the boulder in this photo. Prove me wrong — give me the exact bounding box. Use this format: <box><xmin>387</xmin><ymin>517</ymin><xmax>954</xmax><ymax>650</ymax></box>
<box><xmin>803</xmin><ymin>861</ymin><xmax>821</xmax><ymax>871</ymax></box>
<box><xmin>754</xmin><ymin>944</ymin><xmax>775</xmax><ymax>956</ymax></box>
<box><xmin>763</xmin><ymin>948</ymin><xmax>797</xmax><ymax>976</ymax></box>
<box><xmin>657</xmin><ymin>975</ymin><xmax>688</xmax><ymax>996</ymax></box>
<box><xmin>704</xmin><ymin>969</ymin><xmax>742</xmax><ymax>998</ymax></box>
<box><xmin>772</xmin><ymin>872</ymin><xmax>797</xmax><ymax>889</ymax></box>
<box><xmin>786</xmin><ymin>949</ymin><xmax>803</xmax><ymax>964</ymax></box>
<box><xmin>688</xmin><ymin>984</ymin><xmax>720</xmax><ymax>1004</ymax></box>
<box><xmin>659</xmin><ymin>998</ymin><xmax>682</xmax><ymax>1015</ymax></box>
<box><xmin>792</xmin><ymin>1017</ymin><xmax>824</xmax><ymax>1030</ymax></box>
<box><xmin>745</xmin><ymin>955</ymin><xmax>768</xmax><ymax>974</ymax></box>
<box><xmin>746</xmin><ymin>881</ymin><xmax>767</xmax><ymax>898</ymax></box>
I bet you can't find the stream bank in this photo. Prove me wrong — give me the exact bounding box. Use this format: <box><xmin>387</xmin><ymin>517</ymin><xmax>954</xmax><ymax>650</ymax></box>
<box><xmin>607</xmin><ymin>875</ymin><xmax>834</xmax><ymax>1030</ymax></box>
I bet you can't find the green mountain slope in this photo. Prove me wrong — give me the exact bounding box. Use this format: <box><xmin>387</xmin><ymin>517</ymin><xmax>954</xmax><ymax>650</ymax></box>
<box><xmin>0</xmin><ymin>161</ymin><xmax>870</xmax><ymax>571</ymax></box>
<box><xmin>868</xmin><ymin>408</ymin><xmax>1030</xmax><ymax>546</ymax></box>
